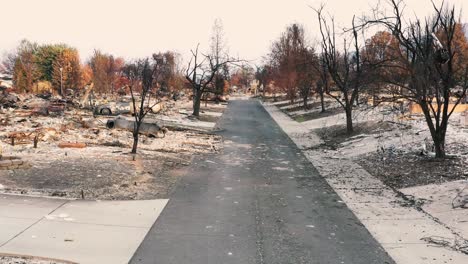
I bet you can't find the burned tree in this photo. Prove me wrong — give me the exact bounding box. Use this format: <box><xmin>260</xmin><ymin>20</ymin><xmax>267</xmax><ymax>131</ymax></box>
<box><xmin>12</xmin><ymin>40</ymin><xmax>38</xmax><ymax>93</ymax></box>
<box><xmin>255</xmin><ymin>65</ymin><xmax>272</xmax><ymax>99</ymax></box>
<box><xmin>314</xmin><ymin>54</ymin><xmax>330</xmax><ymax>112</ymax></box>
<box><xmin>210</xmin><ymin>19</ymin><xmax>230</xmax><ymax>97</ymax></box>
<box><xmin>363</xmin><ymin>0</ymin><xmax>468</xmax><ymax>158</ymax></box>
<box><xmin>297</xmin><ymin>47</ymin><xmax>319</xmax><ymax>109</ymax></box>
<box><xmin>153</xmin><ymin>52</ymin><xmax>176</xmax><ymax>94</ymax></box>
<box><xmin>185</xmin><ymin>45</ymin><xmax>213</xmax><ymax>117</ymax></box>
<box><xmin>123</xmin><ymin>56</ymin><xmax>165</xmax><ymax>154</ymax></box>
<box><xmin>185</xmin><ymin>44</ymin><xmax>239</xmax><ymax>117</ymax></box>
<box><xmin>315</xmin><ymin>7</ymin><xmax>363</xmax><ymax>134</ymax></box>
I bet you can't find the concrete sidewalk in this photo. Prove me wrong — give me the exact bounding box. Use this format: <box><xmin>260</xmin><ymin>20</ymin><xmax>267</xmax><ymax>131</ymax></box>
<box><xmin>0</xmin><ymin>194</ymin><xmax>167</xmax><ymax>264</ymax></box>
<box><xmin>263</xmin><ymin>101</ymin><xmax>468</xmax><ymax>264</ymax></box>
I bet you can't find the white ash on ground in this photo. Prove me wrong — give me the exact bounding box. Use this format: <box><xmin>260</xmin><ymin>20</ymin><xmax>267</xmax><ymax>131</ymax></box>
<box><xmin>264</xmin><ymin>98</ymin><xmax>468</xmax><ymax>262</ymax></box>
<box><xmin>0</xmin><ymin>96</ymin><xmax>226</xmax><ymax>200</ymax></box>
<box><xmin>0</xmin><ymin>255</ymin><xmax>71</xmax><ymax>264</ymax></box>
<box><xmin>269</xmin><ymin>95</ymin><xmax>468</xmax><ymax>188</ymax></box>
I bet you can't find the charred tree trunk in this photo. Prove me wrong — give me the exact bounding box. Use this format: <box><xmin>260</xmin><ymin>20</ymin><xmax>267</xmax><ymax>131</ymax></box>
<box><xmin>131</xmin><ymin>134</ymin><xmax>139</xmax><ymax>154</ymax></box>
<box><xmin>354</xmin><ymin>93</ymin><xmax>359</xmax><ymax>106</ymax></box>
<box><xmin>262</xmin><ymin>83</ymin><xmax>269</xmax><ymax>102</ymax></box>
<box><xmin>288</xmin><ymin>88</ymin><xmax>295</xmax><ymax>104</ymax></box>
<box><xmin>131</xmin><ymin>123</ymin><xmax>140</xmax><ymax>154</ymax></box>
<box><xmin>345</xmin><ymin>105</ymin><xmax>353</xmax><ymax>134</ymax></box>
<box><xmin>372</xmin><ymin>84</ymin><xmax>378</xmax><ymax>107</ymax></box>
<box><xmin>319</xmin><ymin>89</ymin><xmax>325</xmax><ymax>112</ymax></box>
<box><xmin>192</xmin><ymin>89</ymin><xmax>202</xmax><ymax>117</ymax></box>
<box><xmin>420</xmin><ymin>102</ymin><xmax>447</xmax><ymax>158</ymax></box>
<box><xmin>433</xmin><ymin>132</ymin><xmax>446</xmax><ymax>159</ymax></box>
<box><xmin>303</xmin><ymin>95</ymin><xmax>308</xmax><ymax>109</ymax></box>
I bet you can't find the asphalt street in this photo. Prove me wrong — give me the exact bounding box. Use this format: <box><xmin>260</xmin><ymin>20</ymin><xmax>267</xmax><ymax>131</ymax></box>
<box><xmin>130</xmin><ymin>99</ymin><xmax>395</xmax><ymax>264</ymax></box>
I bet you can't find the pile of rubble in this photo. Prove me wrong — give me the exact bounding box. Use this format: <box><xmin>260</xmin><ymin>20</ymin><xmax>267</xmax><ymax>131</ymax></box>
<box><xmin>0</xmin><ymin>91</ymin><xmax>226</xmax><ymax>200</ymax></box>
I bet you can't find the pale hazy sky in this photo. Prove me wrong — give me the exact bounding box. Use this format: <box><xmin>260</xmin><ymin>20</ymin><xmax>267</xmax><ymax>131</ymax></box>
<box><xmin>1</xmin><ymin>0</ymin><xmax>466</xmax><ymax>64</ymax></box>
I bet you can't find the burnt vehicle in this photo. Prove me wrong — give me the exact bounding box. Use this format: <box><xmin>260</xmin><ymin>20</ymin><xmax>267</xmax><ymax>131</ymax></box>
<box><xmin>94</xmin><ymin>101</ymin><xmax>132</xmax><ymax>116</ymax></box>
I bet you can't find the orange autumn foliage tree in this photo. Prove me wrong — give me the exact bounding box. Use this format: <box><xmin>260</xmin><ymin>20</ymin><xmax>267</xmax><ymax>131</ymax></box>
<box><xmin>89</xmin><ymin>50</ymin><xmax>125</xmax><ymax>94</ymax></box>
<box><xmin>81</xmin><ymin>64</ymin><xmax>93</xmax><ymax>85</ymax></box>
<box><xmin>268</xmin><ymin>24</ymin><xmax>307</xmax><ymax>103</ymax></box>
<box><xmin>436</xmin><ymin>23</ymin><xmax>468</xmax><ymax>79</ymax></box>
<box><xmin>362</xmin><ymin>31</ymin><xmax>404</xmax><ymax>101</ymax></box>
<box><xmin>51</xmin><ymin>48</ymin><xmax>82</xmax><ymax>94</ymax></box>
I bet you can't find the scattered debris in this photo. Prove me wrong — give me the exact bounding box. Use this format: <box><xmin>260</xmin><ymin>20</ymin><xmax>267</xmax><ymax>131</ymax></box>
<box><xmin>452</xmin><ymin>184</ymin><xmax>468</xmax><ymax>209</ymax></box>
<box><xmin>422</xmin><ymin>236</ymin><xmax>468</xmax><ymax>255</ymax></box>
<box><xmin>0</xmin><ymin>254</ymin><xmax>76</xmax><ymax>264</ymax></box>
<box><xmin>94</xmin><ymin>102</ymin><xmax>131</xmax><ymax>116</ymax></box>
<box><xmin>0</xmin><ymin>156</ymin><xmax>29</xmax><ymax>170</ymax></box>
<box><xmin>0</xmin><ymin>95</ymin><xmax>225</xmax><ymax>200</ymax></box>
<box><xmin>58</xmin><ymin>142</ymin><xmax>87</xmax><ymax>149</ymax></box>
<box><xmin>47</xmin><ymin>100</ymin><xmax>66</xmax><ymax>116</ymax></box>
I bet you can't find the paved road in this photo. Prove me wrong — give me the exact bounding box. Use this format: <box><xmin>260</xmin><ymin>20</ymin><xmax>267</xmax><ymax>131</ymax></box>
<box><xmin>130</xmin><ymin>99</ymin><xmax>394</xmax><ymax>264</ymax></box>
